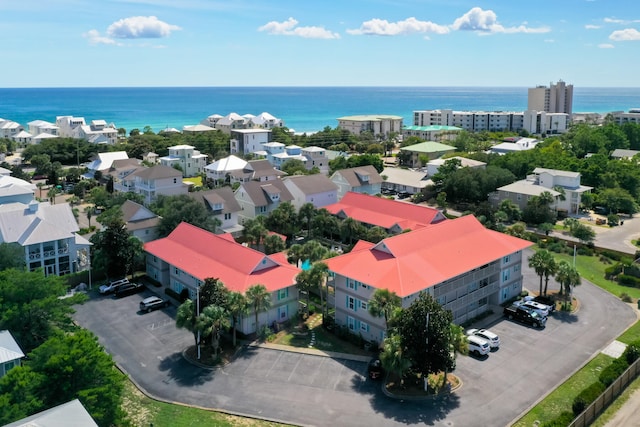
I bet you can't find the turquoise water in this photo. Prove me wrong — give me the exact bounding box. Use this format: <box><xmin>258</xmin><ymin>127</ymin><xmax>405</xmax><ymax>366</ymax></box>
<box><xmin>301</xmin><ymin>259</ymin><xmax>311</xmax><ymax>271</ymax></box>
<box><xmin>1</xmin><ymin>86</ymin><xmax>638</xmax><ymax>134</ymax></box>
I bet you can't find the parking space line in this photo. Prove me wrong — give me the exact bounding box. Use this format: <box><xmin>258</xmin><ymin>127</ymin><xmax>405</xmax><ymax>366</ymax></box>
<box><xmin>287</xmin><ymin>355</ymin><xmax>303</xmax><ymax>382</ymax></box>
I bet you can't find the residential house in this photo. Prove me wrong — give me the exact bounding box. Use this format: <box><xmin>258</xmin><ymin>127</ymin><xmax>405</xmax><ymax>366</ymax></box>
<box><xmin>235</xmin><ymin>179</ymin><xmax>294</xmax><ymax>222</ymax></box>
<box><xmin>0</xmin><ymin>330</ymin><xmax>24</xmax><ymax>378</ymax></box>
<box><xmin>324</xmin><ymin>215</ymin><xmax>532</xmax><ymax>343</ymax></box>
<box><xmin>144</xmin><ymin>222</ymin><xmax>301</xmax><ymax>333</ymax></box>
<box><xmin>492</xmin><ymin>167</ymin><xmax>592</xmax><ymax>215</ymax></box>
<box><xmin>214</xmin><ymin>112</ymin><xmax>248</xmax><ymax>134</ymax></box>
<box><xmin>12</xmin><ymin>130</ymin><xmax>33</xmax><ymax>146</ymax></box>
<box><xmin>121</xmin><ymin>200</ymin><xmax>160</xmax><ymax>243</ymax></box>
<box><xmin>248</xmin><ymin>112</ymin><xmax>285</xmax><ymax>129</ymax></box>
<box><xmin>330</xmin><ymin>165</ymin><xmax>383</xmax><ymax>200</ymax></box>
<box><xmin>143</xmin><ymin>152</ymin><xmax>159</xmax><ymax>164</ymax></box>
<box><xmin>0</xmin><ymin>174</ymin><xmax>36</xmax><ymax>205</ymax></box>
<box><xmin>183</xmin><ymin>124</ymin><xmax>215</xmax><ymax>134</ymax></box>
<box><xmin>27</xmin><ymin>120</ymin><xmax>59</xmax><ymax>137</ymax></box>
<box><xmin>301</xmin><ymin>146</ymin><xmax>329</xmax><ymax>174</ymax></box>
<box><xmin>160</xmin><ymin>145</ymin><xmax>207</xmax><ymax>178</ymax></box>
<box><xmin>229</xmin><ymin>159</ymin><xmax>287</xmax><ymax>184</ymax></box>
<box><xmin>283</xmin><ymin>174</ymin><xmax>338</xmax><ymax>210</ymax></box>
<box><xmin>230</xmin><ymin>129</ymin><xmax>273</xmax><ymax>156</ymax></box>
<box><xmin>0</xmin><ymin>201</ymin><xmax>92</xmax><ymax>276</ymax></box>
<box><xmin>324</xmin><ymin>192</ymin><xmax>446</xmax><ymax>233</ymax></box>
<box><xmin>189</xmin><ymin>187</ymin><xmax>244</xmax><ymax>235</ymax></box>
<box><xmin>57</xmin><ymin>116</ymin><xmax>118</xmax><ymax>144</ymax></box>
<box><xmin>204</xmin><ymin>155</ymin><xmax>248</xmax><ymax>183</ymax></box>
<box><xmin>611</xmin><ymin>149</ymin><xmax>640</xmax><ymax>160</ymax></box>
<box><xmin>131</xmin><ymin>164</ymin><xmax>188</xmax><ymax>205</ymax></box>
<box><xmin>399</xmin><ymin>141</ymin><xmax>456</xmax><ymax>168</ymax></box>
<box><xmin>380</xmin><ymin>167</ymin><xmax>431</xmax><ymax>195</ymax></box>
<box><xmin>337</xmin><ymin>115</ymin><xmax>403</xmax><ymax>138</ymax></box>
<box><xmin>106</xmin><ymin>158</ymin><xmax>143</xmax><ymax>193</ymax></box>
<box><xmin>4</xmin><ymin>399</ymin><xmax>98</xmax><ymax>427</ymax></box>
<box><xmin>489</xmin><ymin>137</ymin><xmax>539</xmax><ymax>155</ymax></box>
<box><xmin>425</xmin><ymin>156</ymin><xmax>486</xmax><ymax>177</ymax></box>
<box><xmin>0</xmin><ymin>119</ymin><xmax>24</xmax><ymax>140</ymax></box>
<box><xmin>86</xmin><ymin>151</ymin><xmax>129</xmax><ymax>179</ymax></box>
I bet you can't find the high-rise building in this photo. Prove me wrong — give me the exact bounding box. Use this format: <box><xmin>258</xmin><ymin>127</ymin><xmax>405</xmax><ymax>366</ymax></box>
<box><xmin>528</xmin><ymin>80</ymin><xmax>574</xmax><ymax>115</ymax></box>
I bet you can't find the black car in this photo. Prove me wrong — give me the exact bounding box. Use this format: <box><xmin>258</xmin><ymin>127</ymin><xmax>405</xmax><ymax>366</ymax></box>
<box><xmin>504</xmin><ymin>304</ymin><xmax>547</xmax><ymax>328</ymax></box>
<box><xmin>139</xmin><ymin>296</ymin><xmax>169</xmax><ymax>313</ymax></box>
<box><xmin>368</xmin><ymin>358</ymin><xmax>384</xmax><ymax>380</ymax></box>
<box><xmin>114</xmin><ymin>282</ymin><xmax>144</xmax><ymax>298</ymax></box>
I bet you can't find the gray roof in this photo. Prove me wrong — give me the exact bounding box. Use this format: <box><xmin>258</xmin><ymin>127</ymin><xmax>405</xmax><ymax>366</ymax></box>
<box><xmin>134</xmin><ymin>164</ymin><xmax>182</xmax><ymax>180</ymax></box>
<box><xmin>331</xmin><ymin>165</ymin><xmax>383</xmax><ymax>188</ymax></box>
<box><xmin>4</xmin><ymin>399</ymin><xmax>98</xmax><ymax>427</ymax></box>
<box><xmin>0</xmin><ymin>330</ymin><xmax>24</xmax><ymax>364</ymax></box>
<box><xmin>497</xmin><ymin>180</ymin><xmax>561</xmax><ymax>197</ymax></box>
<box><xmin>381</xmin><ymin>167</ymin><xmax>431</xmax><ymax>189</ymax></box>
<box><xmin>611</xmin><ymin>148</ymin><xmax>640</xmax><ymax>159</ymax></box>
<box><xmin>532</xmin><ymin>167</ymin><xmax>580</xmax><ymax>178</ymax></box>
<box><xmin>239</xmin><ymin>180</ymin><xmax>294</xmax><ymax>207</ymax></box>
<box><xmin>284</xmin><ymin>174</ymin><xmax>339</xmax><ymax>196</ymax></box>
<box><xmin>189</xmin><ymin>187</ymin><xmax>241</xmax><ymax>214</ymax></box>
<box><xmin>0</xmin><ymin>202</ymin><xmax>80</xmax><ymax>246</ymax></box>
<box><xmin>121</xmin><ymin>200</ymin><xmax>160</xmax><ymax>232</ymax></box>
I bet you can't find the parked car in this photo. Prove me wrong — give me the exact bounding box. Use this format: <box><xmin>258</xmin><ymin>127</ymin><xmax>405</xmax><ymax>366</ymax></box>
<box><xmin>524</xmin><ymin>295</ymin><xmax>555</xmax><ymax>312</ymax></box>
<box><xmin>139</xmin><ymin>296</ymin><xmax>169</xmax><ymax>313</ymax></box>
<box><xmin>504</xmin><ymin>304</ymin><xmax>547</xmax><ymax>328</ymax></box>
<box><xmin>467</xmin><ymin>335</ymin><xmax>491</xmax><ymax>356</ymax></box>
<box><xmin>114</xmin><ymin>282</ymin><xmax>144</xmax><ymax>298</ymax></box>
<box><xmin>516</xmin><ymin>300</ymin><xmax>550</xmax><ymax>317</ymax></box>
<box><xmin>466</xmin><ymin>328</ymin><xmax>500</xmax><ymax>350</ymax></box>
<box><xmin>368</xmin><ymin>358</ymin><xmax>384</xmax><ymax>380</ymax></box>
<box><xmin>99</xmin><ymin>278</ymin><xmax>129</xmax><ymax>294</ymax></box>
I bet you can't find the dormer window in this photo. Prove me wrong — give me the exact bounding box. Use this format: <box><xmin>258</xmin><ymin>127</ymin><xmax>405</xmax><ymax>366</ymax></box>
<box><xmin>213</xmin><ymin>203</ymin><xmax>223</xmax><ymax>211</ymax></box>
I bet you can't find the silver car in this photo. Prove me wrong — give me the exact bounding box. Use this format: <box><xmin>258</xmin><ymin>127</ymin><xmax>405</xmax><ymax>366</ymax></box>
<box><xmin>467</xmin><ymin>328</ymin><xmax>500</xmax><ymax>349</ymax></box>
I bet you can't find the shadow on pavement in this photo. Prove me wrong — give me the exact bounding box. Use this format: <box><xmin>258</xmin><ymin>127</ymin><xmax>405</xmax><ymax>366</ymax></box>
<box><xmin>157</xmin><ymin>351</ymin><xmax>214</xmax><ymax>386</ymax></box>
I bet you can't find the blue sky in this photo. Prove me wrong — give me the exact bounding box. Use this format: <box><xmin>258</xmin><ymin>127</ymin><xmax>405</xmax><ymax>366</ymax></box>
<box><xmin>2</xmin><ymin>0</ymin><xmax>639</xmax><ymax>87</ymax></box>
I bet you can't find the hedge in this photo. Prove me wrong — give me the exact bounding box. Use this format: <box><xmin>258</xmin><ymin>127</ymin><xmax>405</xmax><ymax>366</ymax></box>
<box><xmin>572</xmin><ymin>381</ymin><xmax>606</xmax><ymax>415</ymax></box>
<box><xmin>542</xmin><ymin>411</ymin><xmax>575</xmax><ymax>427</ymax></box>
<box><xmin>599</xmin><ymin>357</ymin><xmax>629</xmax><ymax>387</ymax></box>
<box><xmin>617</xmin><ymin>274</ymin><xmax>640</xmax><ymax>288</ymax></box>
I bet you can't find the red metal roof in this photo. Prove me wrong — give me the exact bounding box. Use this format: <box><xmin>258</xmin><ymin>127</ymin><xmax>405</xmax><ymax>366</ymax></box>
<box><xmin>325</xmin><ymin>215</ymin><xmax>533</xmax><ymax>297</ymax></box>
<box><xmin>144</xmin><ymin>222</ymin><xmax>300</xmax><ymax>293</ymax></box>
<box><xmin>324</xmin><ymin>192</ymin><xmax>446</xmax><ymax>231</ymax></box>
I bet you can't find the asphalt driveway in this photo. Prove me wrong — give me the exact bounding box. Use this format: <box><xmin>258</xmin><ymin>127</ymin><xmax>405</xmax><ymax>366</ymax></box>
<box><xmin>73</xmin><ymin>252</ymin><xmax>637</xmax><ymax>427</ymax></box>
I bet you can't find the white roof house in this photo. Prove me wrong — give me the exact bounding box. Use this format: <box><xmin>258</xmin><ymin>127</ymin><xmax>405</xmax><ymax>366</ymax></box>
<box><xmin>0</xmin><ymin>201</ymin><xmax>91</xmax><ymax>276</ymax></box>
<box><xmin>0</xmin><ymin>175</ymin><xmax>36</xmax><ymax>205</ymax></box>
<box><xmin>0</xmin><ymin>330</ymin><xmax>24</xmax><ymax>378</ymax></box>
<box><xmin>4</xmin><ymin>398</ymin><xmax>98</xmax><ymax>427</ymax></box>
<box><xmin>205</xmin><ymin>155</ymin><xmax>248</xmax><ymax>182</ymax></box>
<box><xmin>86</xmin><ymin>151</ymin><xmax>129</xmax><ymax>176</ymax></box>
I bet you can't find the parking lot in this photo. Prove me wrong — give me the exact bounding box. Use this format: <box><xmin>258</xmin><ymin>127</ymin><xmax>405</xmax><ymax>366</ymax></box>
<box><xmin>74</xmin><ymin>259</ymin><xmax>637</xmax><ymax>427</ymax></box>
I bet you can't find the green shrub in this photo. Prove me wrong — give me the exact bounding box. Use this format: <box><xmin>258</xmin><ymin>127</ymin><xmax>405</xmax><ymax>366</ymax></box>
<box><xmin>618</xmin><ymin>274</ymin><xmax>640</xmax><ymax>288</ymax></box>
<box><xmin>600</xmin><ymin>250</ymin><xmax>623</xmax><ymax>261</ymax></box>
<box><xmin>542</xmin><ymin>411</ymin><xmax>574</xmax><ymax>427</ymax></box>
<box><xmin>572</xmin><ymin>381</ymin><xmax>605</xmax><ymax>415</ymax></box>
<box><xmin>623</xmin><ymin>341</ymin><xmax>640</xmax><ymax>364</ymax></box>
<box><xmin>599</xmin><ymin>357</ymin><xmax>629</xmax><ymax>387</ymax></box>
<box><xmin>620</xmin><ymin>292</ymin><xmax>633</xmax><ymax>302</ymax></box>
<box><xmin>548</xmin><ymin>242</ymin><xmax>566</xmax><ymax>253</ymax></box>
<box><xmin>605</xmin><ymin>263</ymin><xmax>624</xmax><ymax>279</ymax></box>
<box><xmin>577</xmin><ymin>247</ymin><xmax>593</xmax><ymax>256</ymax></box>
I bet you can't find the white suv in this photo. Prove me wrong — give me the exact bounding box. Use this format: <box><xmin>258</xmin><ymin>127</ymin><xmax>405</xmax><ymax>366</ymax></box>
<box><xmin>467</xmin><ymin>335</ymin><xmax>491</xmax><ymax>356</ymax></box>
<box><xmin>467</xmin><ymin>328</ymin><xmax>500</xmax><ymax>350</ymax></box>
<box><xmin>99</xmin><ymin>278</ymin><xmax>129</xmax><ymax>294</ymax></box>
<box><xmin>519</xmin><ymin>300</ymin><xmax>550</xmax><ymax>317</ymax></box>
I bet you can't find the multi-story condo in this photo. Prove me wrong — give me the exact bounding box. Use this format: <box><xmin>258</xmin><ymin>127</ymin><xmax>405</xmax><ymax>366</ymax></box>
<box><xmin>610</xmin><ymin>109</ymin><xmax>640</xmax><ymax>126</ymax></box>
<box><xmin>27</xmin><ymin>120</ymin><xmax>59</xmax><ymax>137</ymax></box>
<box><xmin>528</xmin><ymin>80</ymin><xmax>573</xmax><ymax>115</ymax></box>
<box><xmin>230</xmin><ymin>129</ymin><xmax>272</xmax><ymax>155</ymax></box>
<box><xmin>160</xmin><ymin>145</ymin><xmax>207</xmax><ymax>178</ymax></box>
<box><xmin>337</xmin><ymin>115</ymin><xmax>403</xmax><ymax>138</ymax></box>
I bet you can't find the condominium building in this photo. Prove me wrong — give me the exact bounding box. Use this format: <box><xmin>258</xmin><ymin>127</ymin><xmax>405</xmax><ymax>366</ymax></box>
<box><xmin>337</xmin><ymin>115</ymin><xmax>403</xmax><ymax>138</ymax></box>
<box><xmin>528</xmin><ymin>80</ymin><xmax>574</xmax><ymax>115</ymax></box>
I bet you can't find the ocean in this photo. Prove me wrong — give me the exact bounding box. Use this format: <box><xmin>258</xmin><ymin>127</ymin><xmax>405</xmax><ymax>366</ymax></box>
<box><xmin>1</xmin><ymin>86</ymin><xmax>639</xmax><ymax>135</ymax></box>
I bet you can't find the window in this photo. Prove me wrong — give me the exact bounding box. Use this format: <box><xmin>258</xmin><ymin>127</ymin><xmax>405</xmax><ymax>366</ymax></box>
<box><xmin>503</xmin><ymin>270</ymin><xmax>511</xmax><ymax>283</ymax></box>
<box><xmin>503</xmin><ymin>255</ymin><xmax>511</xmax><ymax>263</ymax></box>
<box><xmin>173</xmin><ymin>178</ymin><xmax>177</xmax><ymax>184</ymax></box>
<box><xmin>360</xmin><ymin>301</ymin><xmax>367</xmax><ymax>311</ymax></box>
<box><xmin>514</xmin><ymin>264</ymin><xmax>520</xmax><ymax>272</ymax></box>
<box><xmin>174</xmin><ymin>267</ymin><xmax>180</xmax><ymax>275</ymax></box>
<box><xmin>360</xmin><ymin>321</ymin><xmax>369</xmax><ymax>332</ymax></box>
<box><xmin>224</xmin><ymin>213</ymin><xmax>231</xmax><ymax>220</ymax></box>
<box><xmin>347</xmin><ymin>316</ymin><xmax>356</xmax><ymax>331</ymax></box>
<box><xmin>347</xmin><ymin>296</ymin><xmax>356</xmax><ymax>311</ymax></box>
<box><xmin>278</xmin><ymin>288</ymin><xmax>289</xmax><ymax>300</ymax></box>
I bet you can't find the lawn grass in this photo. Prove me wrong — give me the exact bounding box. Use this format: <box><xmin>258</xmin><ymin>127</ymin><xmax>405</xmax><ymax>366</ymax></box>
<box><xmin>183</xmin><ymin>176</ymin><xmax>203</xmax><ymax>187</ymax></box>
<box><xmin>533</xmin><ymin>246</ymin><xmax>640</xmax><ymax>301</ymax></box>
<box><xmin>121</xmin><ymin>380</ymin><xmax>291</xmax><ymax>427</ymax></box>
<box><xmin>591</xmin><ymin>373</ymin><xmax>640</xmax><ymax>427</ymax></box>
<box><xmin>512</xmin><ymin>353</ymin><xmax>615</xmax><ymax>427</ymax></box>
<box><xmin>616</xmin><ymin>319</ymin><xmax>640</xmax><ymax>345</ymax></box>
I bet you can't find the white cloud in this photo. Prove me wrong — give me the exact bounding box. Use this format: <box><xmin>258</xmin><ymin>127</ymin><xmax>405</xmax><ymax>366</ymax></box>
<box><xmin>604</xmin><ymin>17</ymin><xmax>640</xmax><ymax>25</ymax></box>
<box><xmin>346</xmin><ymin>17</ymin><xmax>449</xmax><ymax>36</ymax></box>
<box><xmin>598</xmin><ymin>43</ymin><xmax>615</xmax><ymax>48</ymax></box>
<box><xmin>83</xmin><ymin>29</ymin><xmax>118</xmax><ymax>45</ymax></box>
<box><xmin>609</xmin><ymin>28</ymin><xmax>640</xmax><ymax>41</ymax></box>
<box><xmin>106</xmin><ymin>16</ymin><xmax>181</xmax><ymax>39</ymax></box>
<box><xmin>585</xmin><ymin>24</ymin><xmax>600</xmax><ymax>29</ymax></box>
<box><xmin>258</xmin><ymin>17</ymin><xmax>340</xmax><ymax>39</ymax></box>
<box><xmin>451</xmin><ymin>7</ymin><xmax>550</xmax><ymax>34</ymax></box>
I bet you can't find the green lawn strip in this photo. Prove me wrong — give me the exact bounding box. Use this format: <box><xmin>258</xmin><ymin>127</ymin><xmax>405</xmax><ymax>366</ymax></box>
<box><xmin>513</xmin><ymin>353</ymin><xmax>615</xmax><ymax>427</ymax></box>
<box><xmin>532</xmin><ymin>247</ymin><xmax>640</xmax><ymax>301</ymax></box>
<box><xmin>122</xmin><ymin>379</ymin><xmax>290</xmax><ymax>427</ymax></box>
<box><xmin>616</xmin><ymin>319</ymin><xmax>640</xmax><ymax>345</ymax></box>
<box><xmin>590</xmin><ymin>373</ymin><xmax>640</xmax><ymax>427</ymax></box>
<box><xmin>183</xmin><ymin>176</ymin><xmax>202</xmax><ymax>187</ymax></box>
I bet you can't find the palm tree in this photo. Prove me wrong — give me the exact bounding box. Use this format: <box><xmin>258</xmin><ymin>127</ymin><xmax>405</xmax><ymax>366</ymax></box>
<box><xmin>368</xmin><ymin>288</ymin><xmax>402</xmax><ymax>331</ymax></box>
<box><xmin>245</xmin><ymin>284</ymin><xmax>272</xmax><ymax>335</ymax></box>
<box><xmin>528</xmin><ymin>250</ymin><xmax>557</xmax><ymax>296</ymax></box>
<box><xmin>309</xmin><ymin>262</ymin><xmax>329</xmax><ymax>318</ymax></box>
<box><xmin>380</xmin><ymin>334</ymin><xmax>411</xmax><ymax>385</ymax></box>
<box><xmin>340</xmin><ymin>217</ymin><xmax>362</xmax><ymax>245</ymax></box>
<box><xmin>176</xmin><ymin>299</ymin><xmax>199</xmax><ymax>348</ymax></box>
<box><xmin>296</xmin><ymin>269</ymin><xmax>314</xmax><ymax>316</ymax></box>
<box><xmin>298</xmin><ymin>202</ymin><xmax>316</xmax><ymax>238</ymax></box>
<box><xmin>555</xmin><ymin>261</ymin><xmax>581</xmax><ymax>308</ymax></box>
<box><xmin>197</xmin><ymin>305</ymin><xmax>230</xmax><ymax>356</ymax></box>
<box><xmin>85</xmin><ymin>206</ymin><xmax>95</xmax><ymax>228</ymax></box>
<box><xmin>227</xmin><ymin>292</ymin><xmax>249</xmax><ymax>347</ymax></box>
